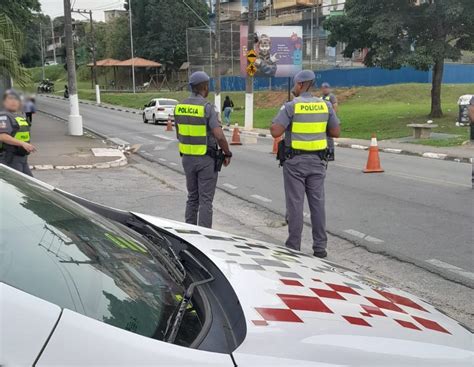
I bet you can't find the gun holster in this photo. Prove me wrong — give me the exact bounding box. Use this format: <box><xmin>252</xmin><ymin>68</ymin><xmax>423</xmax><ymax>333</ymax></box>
<box><xmin>212</xmin><ymin>149</ymin><xmax>225</xmax><ymax>172</ymax></box>
<box><xmin>277</xmin><ymin>139</ymin><xmax>287</xmax><ymax>167</ymax></box>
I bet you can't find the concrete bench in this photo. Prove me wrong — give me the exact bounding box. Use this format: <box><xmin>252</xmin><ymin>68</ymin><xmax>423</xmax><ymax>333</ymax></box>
<box><xmin>407</xmin><ymin>123</ymin><xmax>438</xmax><ymax>139</ymax></box>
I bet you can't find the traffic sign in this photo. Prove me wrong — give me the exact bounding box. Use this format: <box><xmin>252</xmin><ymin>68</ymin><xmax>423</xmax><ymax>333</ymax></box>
<box><xmin>246</xmin><ymin>63</ymin><xmax>257</xmax><ymax>76</ymax></box>
<box><xmin>247</xmin><ymin>50</ymin><xmax>257</xmax><ymax>64</ymax></box>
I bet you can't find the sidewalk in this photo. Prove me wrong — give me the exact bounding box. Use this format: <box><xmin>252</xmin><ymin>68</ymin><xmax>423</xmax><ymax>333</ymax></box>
<box><xmin>233</xmin><ymin>127</ymin><xmax>473</xmax><ymax>163</ymax></box>
<box><xmin>27</xmin><ymin>112</ymin><xmax>127</xmax><ymax>170</ymax></box>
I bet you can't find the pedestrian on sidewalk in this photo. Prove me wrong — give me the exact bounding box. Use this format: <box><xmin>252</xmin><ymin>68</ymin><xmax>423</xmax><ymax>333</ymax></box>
<box><xmin>271</xmin><ymin>71</ymin><xmax>340</xmax><ymax>258</ymax></box>
<box><xmin>175</xmin><ymin>71</ymin><xmax>233</xmax><ymax>228</ymax></box>
<box><xmin>222</xmin><ymin>95</ymin><xmax>234</xmax><ymax>127</ymax></box>
<box><xmin>24</xmin><ymin>95</ymin><xmax>36</xmax><ymax>125</ymax></box>
<box><xmin>0</xmin><ymin>89</ymin><xmax>36</xmax><ymax>176</ymax></box>
<box><xmin>321</xmin><ymin>82</ymin><xmax>339</xmax><ymax>161</ymax></box>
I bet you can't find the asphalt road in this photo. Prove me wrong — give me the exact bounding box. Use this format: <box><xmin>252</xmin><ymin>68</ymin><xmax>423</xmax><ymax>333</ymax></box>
<box><xmin>37</xmin><ymin>96</ymin><xmax>473</xmax><ymax>286</ymax></box>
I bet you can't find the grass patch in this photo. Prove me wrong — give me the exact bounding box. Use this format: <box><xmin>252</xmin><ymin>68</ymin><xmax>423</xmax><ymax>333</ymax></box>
<box><xmin>407</xmin><ymin>135</ymin><xmax>469</xmax><ymax>147</ymax></box>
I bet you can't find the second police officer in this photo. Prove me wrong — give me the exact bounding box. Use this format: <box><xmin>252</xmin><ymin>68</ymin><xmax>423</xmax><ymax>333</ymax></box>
<box><xmin>271</xmin><ymin>70</ymin><xmax>340</xmax><ymax>258</ymax></box>
<box><xmin>0</xmin><ymin>89</ymin><xmax>36</xmax><ymax>176</ymax></box>
<box><xmin>175</xmin><ymin>71</ymin><xmax>232</xmax><ymax>229</ymax></box>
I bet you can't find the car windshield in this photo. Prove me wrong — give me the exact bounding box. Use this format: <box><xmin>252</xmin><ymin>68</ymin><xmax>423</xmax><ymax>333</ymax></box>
<box><xmin>0</xmin><ymin>168</ymin><xmax>190</xmax><ymax>341</ymax></box>
<box><xmin>159</xmin><ymin>99</ymin><xmax>178</xmax><ymax>106</ymax></box>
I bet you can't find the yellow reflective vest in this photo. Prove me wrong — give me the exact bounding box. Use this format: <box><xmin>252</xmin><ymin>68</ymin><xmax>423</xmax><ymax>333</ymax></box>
<box><xmin>175</xmin><ymin>103</ymin><xmax>207</xmax><ymax>156</ymax></box>
<box><xmin>291</xmin><ymin>100</ymin><xmax>328</xmax><ymax>151</ymax></box>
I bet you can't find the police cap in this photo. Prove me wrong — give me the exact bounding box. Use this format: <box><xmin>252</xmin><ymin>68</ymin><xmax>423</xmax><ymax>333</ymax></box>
<box><xmin>293</xmin><ymin>70</ymin><xmax>315</xmax><ymax>84</ymax></box>
<box><xmin>3</xmin><ymin>89</ymin><xmax>21</xmax><ymax>101</ymax></box>
<box><xmin>321</xmin><ymin>82</ymin><xmax>331</xmax><ymax>88</ymax></box>
<box><xmin>189</xmin><ymin>71</ymin><xmax>210</xmax><ymax>86</ymax></box>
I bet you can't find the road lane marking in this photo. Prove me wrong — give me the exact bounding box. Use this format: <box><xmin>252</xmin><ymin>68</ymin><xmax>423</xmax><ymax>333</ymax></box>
<box><xmin>158</xmin><ymin>158</ymin><xmax>167</xmax><ymax>162</ymax></box>
<box><xmin>426</xmin><ymin>259</ymin><xmax>474</xmax><ymax>281</ymax></box>
<box><xmin>344</xmin><ymin>229</ymin><xmax>384</xmax><ymax>244</ymax></box>
<box><xmin>169</xmin><ymin>162</ymin><xmax>178</xmax><ymax>166</ymax></box>
<box><xmin>223</xmin><ymin>183</ymin><xmax>238</xmax><ymax>190</ymax></box>
<box><xmin>251</xmin><ymin>194</ymin><xmax>272</xmax><ymax>203</ymax></box>
<box><xmin>153</xmin><ymin>134</ymin><xmax>176</xmax><ymax>141</ymax></box>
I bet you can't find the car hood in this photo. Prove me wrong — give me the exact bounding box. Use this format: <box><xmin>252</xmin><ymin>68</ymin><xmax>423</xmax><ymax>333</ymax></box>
<box><xmin>135</xmin><ymin>214</ymin><xmax>474</xmax><ymax>366</ymax></box>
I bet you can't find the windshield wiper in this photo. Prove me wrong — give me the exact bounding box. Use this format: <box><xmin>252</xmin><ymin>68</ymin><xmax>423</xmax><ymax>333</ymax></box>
<box><xmin>164</xmin><ymin>250</ymin><xmax>214</xmax><ymax>344</ymax></box>
<box><xmin>126</xmin><ymin>219</ymin><xmax>186</xmax><ymax>283</ymax></box>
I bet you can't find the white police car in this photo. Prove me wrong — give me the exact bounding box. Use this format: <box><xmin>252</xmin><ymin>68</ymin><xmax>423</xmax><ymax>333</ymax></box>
<box><xmin>1</xmin><ymin>165</ymin><xmax>472</xmax><ymax>366</ymax></box>
<box><xmin>142</xmin><ymin>98</ymin><xmax>178</xmax><ymax>124</ymax></box>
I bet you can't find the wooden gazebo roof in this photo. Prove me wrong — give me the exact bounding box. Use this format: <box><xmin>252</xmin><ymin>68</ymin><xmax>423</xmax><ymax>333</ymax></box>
<box><xmin>115</xmin><ymin>57</ymin><xmax>162</xmax><ymax>68</ymax></box>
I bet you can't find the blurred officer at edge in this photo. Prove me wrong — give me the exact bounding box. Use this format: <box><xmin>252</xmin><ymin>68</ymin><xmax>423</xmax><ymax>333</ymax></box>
<box><xmin>321</xmin><ymin>82</ymin><xmax>338</xmax><ymax>161</ymax></box>
<box><xmin>271</xmin><ymin>71</ymin><xmax>340</xmax><ymax>258</ymax></box>
<box><xmin>175</xmin><ymin>71</ymin><xmax>232</xmax><ymax>228</ymax></box>
<box><xmin>0</xmin><ymin>89</ymin><xmax>36</xmax><ymax>176</ymax></box>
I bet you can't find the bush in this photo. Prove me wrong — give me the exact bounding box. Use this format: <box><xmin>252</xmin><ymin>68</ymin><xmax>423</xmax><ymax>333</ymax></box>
<box><xmin>29</xmin><ymin>64</ymin><xmax>66</xmax><ymax>83</ymax></box>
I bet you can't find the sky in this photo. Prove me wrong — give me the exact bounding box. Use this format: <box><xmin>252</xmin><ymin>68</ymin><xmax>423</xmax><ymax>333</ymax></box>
<box><xmin>39</xmin><ymin>0</ymin><xmax>125</xmax><ymax>21</ymax></box>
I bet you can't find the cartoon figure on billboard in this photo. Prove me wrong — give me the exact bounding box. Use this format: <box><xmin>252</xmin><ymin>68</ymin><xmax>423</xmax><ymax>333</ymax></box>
<box><xmin>290</xmin><ymin>32</ymin><xmax>303</xmax><ymax>66</ymax></box>
<box><xmin>240</xmin><ymin>25</ymin><xmax>303</xmax><ymax>77</ymax></box>
<box><xmin>255</xmin><ymin>34</ymin><xmax>278</xmax><ymax>77</ymax></box>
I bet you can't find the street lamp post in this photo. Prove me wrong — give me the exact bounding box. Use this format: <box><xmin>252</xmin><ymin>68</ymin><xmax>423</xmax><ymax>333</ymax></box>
<box><xmin>128</xmin><ymin>0</ymin><xmax>136</xmax><ymax>94</ymax></box>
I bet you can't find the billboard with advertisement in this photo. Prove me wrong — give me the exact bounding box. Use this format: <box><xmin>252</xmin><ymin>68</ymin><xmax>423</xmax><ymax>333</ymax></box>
<box><xmin>240</xmin><ymin>25</ymin><xmax>303</xmax><ymax>78</ymax></box>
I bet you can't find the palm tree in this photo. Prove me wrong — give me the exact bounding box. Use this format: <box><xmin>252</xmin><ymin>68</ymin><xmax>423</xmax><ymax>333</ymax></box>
<box><xmin>0</xmin><ymin>13</ymin><xmax>31</xmax><ymax>87</ymax></box>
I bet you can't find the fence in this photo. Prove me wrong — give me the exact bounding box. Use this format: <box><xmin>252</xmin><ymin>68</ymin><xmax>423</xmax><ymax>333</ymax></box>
<box><xmin>207</xmin><ymin>64</ymin><xmax>474</xmax><ymax>92</ymax></box>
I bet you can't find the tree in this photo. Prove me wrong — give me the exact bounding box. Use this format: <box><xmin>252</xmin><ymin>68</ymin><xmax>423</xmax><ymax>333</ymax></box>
<box><xmin>0</xmin><ymin>0</ymin><xmax>41</xmax><ymax>28</ymax></box>
<box><xmin>0</xmin><ymin>14</ymin><xmax>30</xmax><ymax>86</ymax></box>
<box><xmin>21</xmin><ymin>13</ymin><xmax>51</xmax><ymax>67</ymax></box>
<box><xmin>126</xmin><ymin>0</ymin><xmax>209</xmax><ymax>70</ymax></box>
<box><xmin>324</xmin><ymin>0</ymin><xmax>474</xmax><ymax>118</ymax></box>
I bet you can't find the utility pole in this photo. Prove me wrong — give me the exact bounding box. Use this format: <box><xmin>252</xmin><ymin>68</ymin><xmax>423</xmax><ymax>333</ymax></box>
<box><xmin>50</xmin><ymin>18</ymin><xmax>57</xmax><ymax>64</ymax></box>
<box><xmin>63</xmin><ymin>0</ymin><xmax>83</xmax><ymax>136</ymax></box>
<box><xmin>214</xmin><ymin>0</ymin><xmax>221</xmax><ymax>115</ymax></box>
<box><xmin>39</xmin><ymin>25</ymin><xmax>45</xmax><ymax>80</ymax></box>
<box><xmin>128</xmin><ymin>0</ymin><xmax>136</xmax><ymax>93</ymax></box>
<box><xmin>244</xmin><ymin>0</ymin><xmax>255</xmax><ymax>130</ymax></box>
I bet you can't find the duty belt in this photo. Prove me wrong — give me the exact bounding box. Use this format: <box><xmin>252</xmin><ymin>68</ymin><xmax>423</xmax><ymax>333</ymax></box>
<box><xmin>290</xmin><ymin>149</ymin><xmax>327</xmax><ymax>160</ymax></box>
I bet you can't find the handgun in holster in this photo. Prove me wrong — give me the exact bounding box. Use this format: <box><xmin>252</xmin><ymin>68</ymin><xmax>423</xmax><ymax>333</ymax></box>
<box><xmin>214</xmin><ymin>149</ymin><xmax>225</xmax><ymax>172</ymax></box>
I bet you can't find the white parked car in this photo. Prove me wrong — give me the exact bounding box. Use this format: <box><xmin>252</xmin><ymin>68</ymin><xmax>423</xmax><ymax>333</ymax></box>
<box><xmin>143</xmin><ymin>98</ymin><xmax>178</xmax><ymax>124</ymax></box>
<box><xmin>1</xmin><ymin>166</ymin><xmax>472</xmax><ymax>366</ymax></box>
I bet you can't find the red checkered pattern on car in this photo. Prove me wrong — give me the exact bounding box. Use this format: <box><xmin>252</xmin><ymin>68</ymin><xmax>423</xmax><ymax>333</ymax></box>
<box><xmin>252</xmin><ymin>278</ymin><xmax>451</xmax><ymax>335</ymax></box>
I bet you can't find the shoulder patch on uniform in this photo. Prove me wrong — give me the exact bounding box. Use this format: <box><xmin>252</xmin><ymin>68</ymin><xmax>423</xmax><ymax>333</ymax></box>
<box><xmin>0</xmin><ymin>121</ymin><xmax>7</xmax><ymax>129</ymax></box>
<box><xmin>0</xmin><ymin>115</ymin><xmax>7</xmax><ymax>121</ymax></box>
<box><xmin>280</xmin><ymin>104</ymin><xmax>286</xmax><ymax>111</ymax></box>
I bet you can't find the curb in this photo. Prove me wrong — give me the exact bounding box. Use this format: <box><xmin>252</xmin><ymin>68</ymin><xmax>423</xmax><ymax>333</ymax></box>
<box><xmin>40</xmin><ymin>94</ymin><xmax>472</xmax><ymax>164</ymax></box>
<box><xmin>34</xmin><ymin>109</ymin><xmax>129</xmax><ymax>171</ymax></box>
<box><xmin>30</xmin><ymin>155</ymin><xmax>127</xmax><ymax>172</ymax></box>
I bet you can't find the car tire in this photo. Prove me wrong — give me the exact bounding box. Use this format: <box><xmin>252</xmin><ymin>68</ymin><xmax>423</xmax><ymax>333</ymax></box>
<box><xmin>153</xmin><ymin>115</ymin><xmax>157</xmax><ymax>125</ymax></box>
<box><xmin>143</xmin><ymin>113</ymin><xmax>148</xmax><ymax>123</ymax></box>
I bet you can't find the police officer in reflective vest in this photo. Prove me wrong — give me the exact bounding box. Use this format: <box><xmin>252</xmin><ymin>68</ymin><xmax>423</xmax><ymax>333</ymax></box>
<box><xmin>0</xmin><ymin>89</ymin><xmax>36</xmax><ymax>176</ymax></box>
<box><xmin>321</xmin><ymin>82</ymin><xmax>338</xmax><ymax>161</ymax></box>
<box><xmin>271</xmin><ymin>71</ymin><xmax>340</xmax><ymax>258</ymax></box>
<box><xmin>175</xmin><ymin>71</ymin><xmax>232</xmax><ymax>228</ymax></box>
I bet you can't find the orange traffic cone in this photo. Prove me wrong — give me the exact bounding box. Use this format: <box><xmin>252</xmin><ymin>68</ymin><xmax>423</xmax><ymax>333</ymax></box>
<box><xmin>165</xmin><ymin>115</ymin><xmax>173</xmax><ymax>131</ymax></box>
<box><xmin>272</xmin><ymin>135</ymin><xmax>282</xmax><ymax>154</ymax></box>
<box><xmin>363</xmin><ymin>134</ymin><xmax>384</xmax><ymax>173</ymax></box>
<box><xmin>230</xmin><ymin>123</ymin><xmax>242</xmax><ymax>145</ymax></box>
